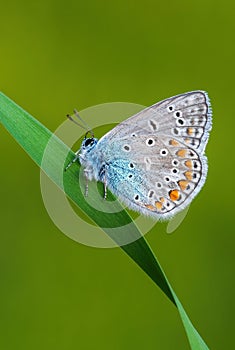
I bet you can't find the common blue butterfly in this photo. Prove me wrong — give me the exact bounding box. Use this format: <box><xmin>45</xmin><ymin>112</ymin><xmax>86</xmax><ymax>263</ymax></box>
<box><xmin>65</xmin><ymin>91</ymin><xmax>212</xmax><ymax>219</ymax></box>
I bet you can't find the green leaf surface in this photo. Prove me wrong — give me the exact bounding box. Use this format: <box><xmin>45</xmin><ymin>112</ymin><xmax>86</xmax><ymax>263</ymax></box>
<box><xmin>0</xmin><ymin>92</ymin><xmax>209</xmax><ymax>350</ymax></box>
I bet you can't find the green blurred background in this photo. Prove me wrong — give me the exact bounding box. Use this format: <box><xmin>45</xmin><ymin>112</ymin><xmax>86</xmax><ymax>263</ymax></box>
<box><xmin>0</xmin><ymin>1</ymin><xmax>234</xmax><ymax>349</ymax></box>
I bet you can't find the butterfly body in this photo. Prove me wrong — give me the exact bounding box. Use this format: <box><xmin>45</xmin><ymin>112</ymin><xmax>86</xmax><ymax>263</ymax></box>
<box><xmin>72</xmin><ymin>91</ymin><xmax>212</xmax><ymax>219</ymax></box>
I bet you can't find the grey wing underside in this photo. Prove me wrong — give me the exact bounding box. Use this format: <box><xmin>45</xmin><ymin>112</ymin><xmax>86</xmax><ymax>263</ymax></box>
<box><xmin>96</xmin><ymin>91</ymin><xmax>212</xmax><ymax>218</ymax></box>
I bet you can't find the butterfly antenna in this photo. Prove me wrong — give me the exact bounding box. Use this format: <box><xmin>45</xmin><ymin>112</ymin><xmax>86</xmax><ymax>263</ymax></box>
<box><xmin>66</xmin><ymin>113</ymin><xmax>87</xmax><ymax>130</ymax></box>
<box><xmin>73</xmin><ymin>109</ymin><xmax>94</xmax><ymax>138</ymax></box>
<box><xmin>66</xmin><ymin>111</ymin><xmax>94</xmax><ymax>137</ymax></box>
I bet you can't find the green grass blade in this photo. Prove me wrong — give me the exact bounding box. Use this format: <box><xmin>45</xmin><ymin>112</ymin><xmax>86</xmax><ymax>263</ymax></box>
<box><xmin>0</xmin><ymin>92</ymin><xmax>209</xmax><ymax>350</ymax></box>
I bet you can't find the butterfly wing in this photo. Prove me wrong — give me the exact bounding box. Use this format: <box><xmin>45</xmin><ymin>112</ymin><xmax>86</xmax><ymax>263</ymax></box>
<box><xmin>96</xmin><ymin>91</ymin><xmax>212</xmax><ymax>218</ymax></box>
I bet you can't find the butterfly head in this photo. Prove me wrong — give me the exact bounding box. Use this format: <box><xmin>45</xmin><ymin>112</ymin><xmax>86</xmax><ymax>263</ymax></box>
<box><xmin>78</xmin><ymin>137</ymin><xmax>98</xmax><ymax>166</ymax></box>
<box><xmin>80</xmin><ymin>136</ymin><xmax>98</xmax><ymax>153</ymax></box>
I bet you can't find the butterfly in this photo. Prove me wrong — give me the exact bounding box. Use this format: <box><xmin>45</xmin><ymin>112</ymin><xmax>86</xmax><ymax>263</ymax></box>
<box><xmin>65</xmin><ymin>91</ymin><xmax>212</xmax><ymax>219</ymax></box>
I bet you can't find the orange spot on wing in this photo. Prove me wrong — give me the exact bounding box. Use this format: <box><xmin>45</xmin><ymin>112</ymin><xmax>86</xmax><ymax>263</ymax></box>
<box><xmin>185</xmin><ymin>160</ymin><xmax>193</xmax><ymax>168</ymax></box>
<box><xmin>145</xmin><ymin>204</ymin><xmax>155</xmax><ymax>211</ymax></box>
<box><xmin>177</xmin><ymin>149</ymin><xmax>187</xmax><ymax>157</ymax></box>
<box><xmin>169</xmin><ymin>139</ymin><xmax>180</xmax><ymax>146</ymax></box>
<box><xmin>185</xmin><ymin>171</ymin><xmax>193</xmax><ymax>180</ymax></box>
<box><xmin>187</xmin><ymin>127</ymin><xmax>194</xmax><ymax>136</ymax></box>
<box><xmin>169</xmin><ymin>189</ymin><xmax>180</xmax><ymax>201</ymax></box>
<box><xmin>155</xmin><ymin>201</ymin><xmax>163</xmax><ymax>210</ymax></box>
<box><xmin>160</xmin><ymin>197</ymin><xmax>165</xmax><ymax>203</ymax></box>
<box><xmin>178</xmin><ymin>180</ymin><xmax>189</xmax><ymax>191</ymax></box>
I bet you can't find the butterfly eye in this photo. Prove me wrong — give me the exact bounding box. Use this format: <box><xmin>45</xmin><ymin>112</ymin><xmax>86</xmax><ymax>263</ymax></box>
<box><xmin>84</xmin><ymin>138</ymin><xmax>94</xmax><ymax>147</ymax></box>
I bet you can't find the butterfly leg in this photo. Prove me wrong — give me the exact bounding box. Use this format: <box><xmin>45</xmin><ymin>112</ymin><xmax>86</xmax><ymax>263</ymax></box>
<box><xmin>103</xmin><ymin>178</ymin><xmax>107</xmax><ymax>200</ymax></box>
<box><xmin>102</xmin><ymin>165</ymin><xmax>108</xmax><ymax>200</ymax></box>
<box><xmin>64</xmin><ymin>151</ymin><xmax>79</xmax><ymax>171</ymax></box>
<box><xmin>83</xmin><ymin>170</ymin><xmax>89</xmax><ymax>197</ymax></box>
